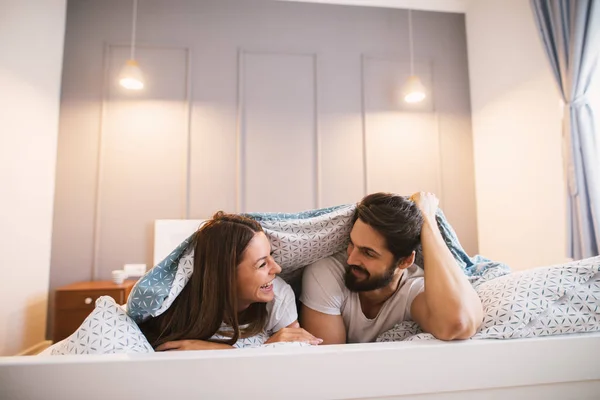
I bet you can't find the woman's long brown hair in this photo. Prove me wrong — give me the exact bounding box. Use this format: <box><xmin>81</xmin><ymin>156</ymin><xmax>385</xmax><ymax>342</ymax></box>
<box><xmin>139</xmin><ymin>212</ymin><xmax>268</xmax><ymax>348</ymax></box>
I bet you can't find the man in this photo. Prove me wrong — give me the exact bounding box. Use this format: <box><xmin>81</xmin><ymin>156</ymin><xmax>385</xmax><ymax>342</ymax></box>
<box><xmin>300</xmin><ymin>191</ymin><xmax>483</xmax><ymax>344</ymax></box>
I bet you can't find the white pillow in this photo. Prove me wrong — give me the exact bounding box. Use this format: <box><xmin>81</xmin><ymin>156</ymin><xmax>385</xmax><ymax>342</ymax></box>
<box><xmin>45</xmin><ymin>296</ymin><xmax>154</xmax><ymax>355</ymax></box>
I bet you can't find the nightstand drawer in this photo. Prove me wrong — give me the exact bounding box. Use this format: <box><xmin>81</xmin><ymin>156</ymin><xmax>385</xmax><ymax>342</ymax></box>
<box><xmin>56</xmin><ymin>289</ymin><xmax>124</xmax><ymax>310</ymax></box>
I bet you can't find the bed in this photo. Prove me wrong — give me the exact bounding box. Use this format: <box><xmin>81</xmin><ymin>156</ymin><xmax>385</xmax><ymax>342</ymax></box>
<box><xmin>2</xmin><ymin>333</ymin><xmax>600</xmax><ymax>399</ymax></box>
<box><xmin>2</xmin><ymin>216</ymin><xmax>599</xmax><ymax>399</ymax></box>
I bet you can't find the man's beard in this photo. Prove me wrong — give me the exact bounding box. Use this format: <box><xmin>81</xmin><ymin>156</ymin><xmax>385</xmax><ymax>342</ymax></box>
<box><xmin>344</xmin><ymin>262</ymin><xmax>397</xmax><ymax>292</ymax></box>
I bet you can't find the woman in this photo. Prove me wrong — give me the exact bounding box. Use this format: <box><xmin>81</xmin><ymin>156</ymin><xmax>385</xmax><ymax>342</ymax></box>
<box><xmin>139</xmin><ymin>211</ymin><xmax>322</xmax><ymax>350</ymax></box>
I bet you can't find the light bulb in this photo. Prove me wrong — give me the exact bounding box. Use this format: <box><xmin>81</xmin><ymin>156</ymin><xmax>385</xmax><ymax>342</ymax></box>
<box><xmin>119</xmin><ymin>59</ymin><xmax>144</xmax><ymax>90</ymax></box>
<box><xmin>402</xmin><ymin>75</ymin><xmax>426</xmax><ymax>103</ymax></box>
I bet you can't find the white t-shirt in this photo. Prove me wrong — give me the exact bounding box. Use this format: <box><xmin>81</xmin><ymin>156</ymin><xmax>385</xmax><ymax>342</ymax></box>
<box><xmin>265</xmin><ymin>276</ymin><xmax>299</xmax><ymax>333</ymax></box>
<box><xmin>212</xmin><ymin>276</ymin><xmax>298</xmax><ymax>347</ymax></box>
<box><xmin>300</xmin><ymin>251</ymin><xmax>424</xmax><ymax>343</ymax></box>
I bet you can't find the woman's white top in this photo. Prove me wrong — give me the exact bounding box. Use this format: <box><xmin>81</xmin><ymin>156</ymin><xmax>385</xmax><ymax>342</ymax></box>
<box><xmin>212</xmin><ymin>276</ymin><xmax>298</xmax><ymax>347</ymax></box>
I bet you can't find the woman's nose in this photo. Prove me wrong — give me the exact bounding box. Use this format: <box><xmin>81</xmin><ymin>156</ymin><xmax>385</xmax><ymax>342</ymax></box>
<box><xmin>271</xmin><ymin>260</ymin><xmax>282</xmax><ymax>275</ymax></box>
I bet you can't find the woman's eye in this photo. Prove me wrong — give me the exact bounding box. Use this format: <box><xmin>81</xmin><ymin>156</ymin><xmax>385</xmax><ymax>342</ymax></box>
<box><xmin>258</xmin><ymin>263</ymin><xmax>267</xmax><ymax>269</ymax></box>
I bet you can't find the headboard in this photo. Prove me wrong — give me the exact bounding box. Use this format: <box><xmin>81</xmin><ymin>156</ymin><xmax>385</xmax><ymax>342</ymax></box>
<box><xmin>153</xmin><ymin>219</ymin><xmax>205</xmax><ymax>266</ymax></box>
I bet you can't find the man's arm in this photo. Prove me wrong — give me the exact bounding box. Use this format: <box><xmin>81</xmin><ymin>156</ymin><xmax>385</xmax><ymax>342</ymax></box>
<box><xmin>299</xmin><ymin>257</ymin><xmax>348</xmax><ymax>345</ymax></box>
<box><xmin>410</xmin><ymin>192</ymin><xmax>483</xmax><ymax>340</ymax></box>
<box><xmin>300</xmin><ymin>305</ymin><xmax>346</xmax><ymax>345</ymax></box>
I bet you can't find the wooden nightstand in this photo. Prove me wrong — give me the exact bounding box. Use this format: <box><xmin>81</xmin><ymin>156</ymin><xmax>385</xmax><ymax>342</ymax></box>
<box><xmin>53</xmin><ymin>280</ymin><xmax>137</xmax><ymax>343</ymax></box>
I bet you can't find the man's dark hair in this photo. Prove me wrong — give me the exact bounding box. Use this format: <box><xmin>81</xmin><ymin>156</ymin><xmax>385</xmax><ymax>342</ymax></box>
<box><xmin>353</xmin><ymin>192</ymin><xmax>424</xmax><ymax>261</ymax></box>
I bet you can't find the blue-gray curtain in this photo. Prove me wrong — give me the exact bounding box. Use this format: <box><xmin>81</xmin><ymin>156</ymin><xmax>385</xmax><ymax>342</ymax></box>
<box><xmin>530</xmin><ymin>0</ymin><xmax>600</xmax><ymax>259</ymax></box>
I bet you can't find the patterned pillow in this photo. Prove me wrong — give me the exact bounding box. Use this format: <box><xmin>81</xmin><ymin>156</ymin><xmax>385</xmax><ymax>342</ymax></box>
<box><xmin>245</xmin><ymin>205</ymin><xmax>355</xmax><ymax>282</ymax></box>
<box><xmin>377</xmin><ymin>256</ymin><xmax>600</xmax><ymax>342</ymax></box>
<box><xmin>256</xmin><ymin>342</ymin><xmax>313</xmax><ymax>349</ymax></box>
<box><xmin>376</xmin><ymin>321</ymin><xmax>422</xmax><ymax>342</ymax></box>
<box><xmin>475</xmin><ymin>256</ymin><xmax>600</xmax><ymax>339</ymax></box>
<box><xmin>47</xmin><ymin>296</ymin><xmax>154</xmax><ymax>355</ymax></box>
<box><xmin>215</xmin><ymin>333</ymin><xmax>313</xmax><ymax>349</ymax></box>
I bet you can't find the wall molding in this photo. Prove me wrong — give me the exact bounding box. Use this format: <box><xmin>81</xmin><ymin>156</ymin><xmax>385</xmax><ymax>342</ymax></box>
<box><xmin>360</xmin><ymin>55</ymin><xmax>369</xmax><ymax>196</ymax></box>
<box><xmin>91</xmin><ymin>44</ymin><xmax>192</xmax><ymax>280</ymax></box>
<box><xmin>91</xmin><ymin>43</ymin><xmax>110</xmax><ymax>281</ymax></box>
<box><xmin>274</xmin><ymin>0</ymin><xmax>468</xmax><ymax>13</ymax></box>
<box><xmin>235</xmin><ymin>49</ymin><xmax>321</xmax><ymax>213</ymax></box>
<box><xmin>184</xmin><ymin>48</ymin><xmax>193</xmax><ymax>219</ymax></box>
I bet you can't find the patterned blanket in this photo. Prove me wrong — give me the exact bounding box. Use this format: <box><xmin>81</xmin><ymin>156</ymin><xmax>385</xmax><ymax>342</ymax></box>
<box><xmin>127</xmin><ymin>204</ymin><xmax>510</xmax><ymax>324</ymax></box>
<box><xmin>377</xmin><ymin>257</ymin><xmax>600</xmax><ymax>342</ymax></box>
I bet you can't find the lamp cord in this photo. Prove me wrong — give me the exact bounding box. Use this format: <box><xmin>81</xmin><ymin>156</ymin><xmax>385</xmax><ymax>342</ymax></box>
<box><xmin>408</xmin><ymin>9</ymin><xmax>414</xmax><ymax>76</ymax></box>
<box><xmin>130</xmin><ymin>0</ymin><xmax>138</xmax><ymax>60</ymax></box>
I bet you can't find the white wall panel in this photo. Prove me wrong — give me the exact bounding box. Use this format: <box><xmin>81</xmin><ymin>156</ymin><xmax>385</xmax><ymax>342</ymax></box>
<box><xmin>240</xmin><ymin>51</ymin><xmax>318</xmax><ymax>213</ymax></box>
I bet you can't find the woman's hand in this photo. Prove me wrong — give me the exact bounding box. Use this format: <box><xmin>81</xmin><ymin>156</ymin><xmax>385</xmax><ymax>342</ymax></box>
<box><xmin>410</xmin><ymin>191</ymin><xmax>439</xmax><ymax>219</ymax></box>
<box><xmin>155</xmin><ymin>340</ymin><xmax>233</xmax><ymax>351</ymax></box>
<box><xmin>265</xmin><ymin>322</ymin><xmax>323</xmax><ymax>345</ymax></box>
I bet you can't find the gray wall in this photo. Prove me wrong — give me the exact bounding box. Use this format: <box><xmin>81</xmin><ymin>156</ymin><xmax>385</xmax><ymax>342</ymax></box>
<box><xmin>49</xmin><ymin>0</ymin><xmax>477</xmax><ymax>336</ymax></box>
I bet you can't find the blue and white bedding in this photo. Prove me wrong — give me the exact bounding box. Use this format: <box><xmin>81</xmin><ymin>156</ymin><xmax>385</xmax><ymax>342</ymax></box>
<box><xmin>378</xmin><ymin>256</ymin><xmax>600</xmax><ymax>342</ymax></box>
<box><xmin>44</xmin><ymin>202</ymin><xmax>600</xmax><ymax>354</ymax></box>
<box><xmin>127</xmin><ymin>204</ymin><xmax>511</xmax><ymax>324</ymax></box>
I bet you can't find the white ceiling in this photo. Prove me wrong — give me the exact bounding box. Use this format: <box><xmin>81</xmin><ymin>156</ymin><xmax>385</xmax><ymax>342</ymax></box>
<box><xmin>273</xmin><ymin>0</ymin><xmax>469</xmax><ymax>13</ymax></box>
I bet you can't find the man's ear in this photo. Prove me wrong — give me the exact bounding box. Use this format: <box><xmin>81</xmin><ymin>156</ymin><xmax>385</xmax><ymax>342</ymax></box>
<box><xmin>396</xmin><ymin>251</ymin><xmax>416</xmax><ymax>270</ymax></box>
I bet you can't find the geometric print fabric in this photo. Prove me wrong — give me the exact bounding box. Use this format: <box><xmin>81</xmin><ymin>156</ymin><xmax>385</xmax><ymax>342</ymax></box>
<box><xmin>476</xmin><ymin>256</ymin><xmax>600</xmax><ymax>339</ymax></box>
<box><xmin>49</xmin><ymin>296</ymin><xmax>154</xmax><ymax>355</ymax></box>
<box><xmin>377</xmin><ymin>256</ymin><xmax>600</xmax><ymax>342</ymax></box>
<box><xmin>48</xmin><ymin>209</ymin><xmax>600</xmax><ymax>351</ymax></box>
<box><xmin>52</xmin><ymin>200</ymin><xmax>579</xmax><ymax>353</ymax></box>
<box><xmin>127</xmin><ymin>203</ymin><xmax>507</xmax><ymax>323</ymax></box>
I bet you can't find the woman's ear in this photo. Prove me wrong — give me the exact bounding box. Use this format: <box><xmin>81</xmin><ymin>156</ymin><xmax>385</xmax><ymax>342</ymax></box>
<box><xmin>397</xmin><ymin>251</ymin><xmax>416</xmax><ymax>270</ymax></box>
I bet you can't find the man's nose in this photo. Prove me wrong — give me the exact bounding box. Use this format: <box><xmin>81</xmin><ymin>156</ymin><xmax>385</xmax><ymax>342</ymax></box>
<box><xmin>347</xmin><ymin>247</ymin><xmax>360</xmax><ymax>266</ymax></box>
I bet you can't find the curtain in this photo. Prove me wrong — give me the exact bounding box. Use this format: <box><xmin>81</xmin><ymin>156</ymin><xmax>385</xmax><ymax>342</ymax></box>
<box><xmin>530</xmin><ymin>0</ymin><xmax>600</xmax><ymax>259</ymax></box>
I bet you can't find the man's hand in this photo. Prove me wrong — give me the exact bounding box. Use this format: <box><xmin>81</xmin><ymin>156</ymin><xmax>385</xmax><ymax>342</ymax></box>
<box><xmin>265</xmin><ymin>322</ymin><xmax>323</xmax><ymax>345</ymax></box>
<box><xmin>410</xmin><ymin>191</ymin><xmax>439</xmax><ymax>219</ymax></box>
<box><xmin>155</xmin><ymin>340</ymin><xmax>233</xmax><ymax>351</ymax></box>
<box><xmin>408</xmin><ymin>192</ymin><xmax>483</xmax><ymax>341</ymax></box>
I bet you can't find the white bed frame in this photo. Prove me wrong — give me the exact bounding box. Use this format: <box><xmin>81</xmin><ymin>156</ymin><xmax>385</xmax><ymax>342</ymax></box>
<box><xmin>152</xmin><ymin>219</ymin><xmax>205</xmax><ymax>265</ymax></box>
<box><xmin>2</xmin><ymin>333</ymin><xmax>600</xmax><ymax>399</ymax></box>
<box><xmin>3</xmin><ymin>220</ymin><xmax>599</xmax><ymax>398</ymax></box>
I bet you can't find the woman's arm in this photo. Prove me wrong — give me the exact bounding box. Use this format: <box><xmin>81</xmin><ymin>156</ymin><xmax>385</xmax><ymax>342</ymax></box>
<box><xmin>265</xmin><ymin>321</ymin><xmax>323</xmax><ymax>345</ymax></box>
<box><xmin>155</xmin><ymin>340</ymin><xmax>233</xmax><ymax>351</ymax></box>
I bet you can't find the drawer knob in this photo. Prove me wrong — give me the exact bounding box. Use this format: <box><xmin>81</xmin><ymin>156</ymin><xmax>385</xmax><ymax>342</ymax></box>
<box><xmin>84</xmin><ymin>297</ymin><xmax>93</xmax><ymax>305</ymax></box>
